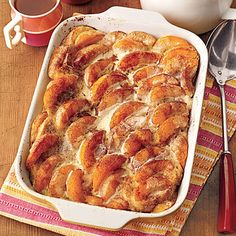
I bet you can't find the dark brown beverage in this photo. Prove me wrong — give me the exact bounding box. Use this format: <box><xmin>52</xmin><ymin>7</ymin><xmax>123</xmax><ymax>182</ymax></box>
<box><xmin>14</xmin><ymin>0</ymin><xmax>57</xmax><ymax>16</ymax></box>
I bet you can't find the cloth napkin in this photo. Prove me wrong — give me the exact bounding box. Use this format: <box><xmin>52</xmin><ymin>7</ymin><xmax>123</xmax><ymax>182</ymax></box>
<box><xmin>1</xmin><ymin>73</ymin><xmax>236</xmax><ymax>236</ymax></box>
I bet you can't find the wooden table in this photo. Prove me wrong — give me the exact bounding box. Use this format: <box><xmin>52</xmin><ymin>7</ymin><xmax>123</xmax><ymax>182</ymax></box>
<box><xmin>1</xmin><ymin>0</ymin><xmax>236</xmax><ymax>235</ymax></box>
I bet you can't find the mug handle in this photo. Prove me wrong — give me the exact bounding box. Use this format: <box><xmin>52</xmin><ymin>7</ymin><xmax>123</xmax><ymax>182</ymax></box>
<box><xmin>222</xmin><ymin>8</ymin><xmax>236</xmax><ymax>20</ymax></box>
<box><xmin>3</xmin><ymin>14</ymin><xmax>25</xmax><ymax>49</ymax></box>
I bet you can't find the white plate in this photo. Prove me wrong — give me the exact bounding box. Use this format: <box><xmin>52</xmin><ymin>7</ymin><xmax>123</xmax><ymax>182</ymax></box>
<box><xmin>14</xmin><ymin>6</ymin><xmax>208</xmax><ymax>230</ymax></box>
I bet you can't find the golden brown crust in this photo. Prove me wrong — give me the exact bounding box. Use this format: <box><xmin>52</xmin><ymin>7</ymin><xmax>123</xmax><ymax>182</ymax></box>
<box><xmin>122</xmin><ymin>129</ymin><xmax>153</xmax><ymax>157</ymax></box>
<box><xmin>132</xmin><ymin>146</ymin><xmax>163</xmax><ymax>168</ymax></box>
<box><xmin>110</xmin><ymin>101</ymin><xmax>145</xmax><ymax>129</ymax></box>
<box><xmin>121</xmin><ymin>176</ymin><xmax>175</xmax><ymax>212</ymax></box>
<box><xmin>153</xmin><ymin>115</ymin><xmax>189</xmax><ymax>144</ymax></box>
<box><xmin>106</xmin><ymin>197</ymin><xmax>129</xmax><ymax>210</ymax></box>
<box><xmin>73</xmin><ymin>44</ymin><xmax>110</xmax><ymax>70</ymax></box>
<box><xmin>153</xmin><ymin>36</ymin><xmax>190</xmax><ymax>54</ymax></box>
<box><xmin>26</xmin><ymin>134</ymin><xmax>59</xmax><ymax>170</ymax></box>
<box><xmin>84</xmin><ymin>56</ymin><xmax>116</xmax><ymax>87</ymax></box>
<box><xmin>98</xmin><ymin>87</ymin><xmax>134</xmax><ymax>112</ymax></box>
<box><xmin>91</xmin><ymin>72</ymin><xmax>128</xmax><ymax>104</ymax></box>
<box><xmin>149</xmin><ymin>84</ymin><xmax>185</xmax><ymax>103</ymax></box>
<box><xmin>71</xmin><ymin>30</ymin><xmax>104</xmax><ymax>48</ymax></box>
<box><xmin>161</xmin><ymin>47</ymin><xmax>199</xmax><ymax>75</ymax></box>
<box><xmin>79</xmin><ymin>130</ymin><xmax>106</xmax><ymax>172</ymax></box>
<box><xmin>28</xmin><ymin>27</ymin><xmax>199</xmax><ymax>213</ymax></box>
<box><xmin>100</xmin><ymin>170</ymin><xmax>124</xmax><ymax>201</ymax></box>
<box><xmin>126</xmin><ymin>31</ymin><xmax>156</xmax><ymax>47</ymax></box>
<box><xmin>134</xmin><ymin>176</ymin><xmax>173</xmax><ymax>201</ymax></box>
<box><xmin>160</xmin><ymin>47</ymin><xmax>199</xmax><ymax>96</ymax></box>
<box><xmin>100</xmin><ymin>31</ymin><xmax>126</xmax><ymax>46</ymax></box>
<box><xmin>48</xmin><ymin>46</ymin><xmax>78</xmax><ymax>80</ymax></box>
<box><xmin>134</xmin><ymin>159</ymin><xmax>174</xmax><ymax>183</ymax></box>
<box><xmin>55</xmin><ymin>98</ymin><xmax>90</xmax><ymax>130</ymax></box>
<box><xmin>133</xmin><ymin>65</ymin><xmax>162</xmax><ymax>84</ymax></box>
<box><xmin>85</xmin><ymin>195</ymin><xmax>104</xmax><ymax>206</ymax></box>
<box><xmin>113</xmin><ymin>31</ymin><xmax>156</xmax><ymax>57</ymax></box>
<box><xmin>48</xmin><ymin>164</ymin><xmax>76</xmax><ymax>198</ymax></box>
<box><xmin>43</xmin><ymin>76</ymin><xmax>78</xmax><ymax>113</ymax></box>
<box><xmin>151</xmin><ymin>102</ymin><xmax>188</xmax><ymax>126</ymax></box>
<box><xmin>137</xmin><ymin>74</ymin><xmax>179</xmax><ymax>97</ymax></box>
<box><xmin>170</xmin><ymin>134</ymin><xmax>188</xmax><ymax>168</ymax></box>
<box><xmin>34</xmin><ymin>155</ymin><xmax>62</xmax><ymax>193</ymax></box>
<box><xmin>153</xmin><ymin>200</ymin><xmax>175</xmax><ymax>213</ymax></box>
<box><xmin>92</xmin><ymin>154</ymin><xmax>126</xmax><ymax>192</ymax></box>
<box><xmin>118</xmin><ymin>51</ymin><xmax>162</xmax><ymax>72</ymax></box>
<box><xmin>66</xmin><ymin>168</ymin><xmax>85</xmax><ymax>202</ymax></box>
<box><xmin>113</xmin><ymin>38</ymin><xmax>148</xmax><ymax>56</ymax></box>
<box><xmin>66</xmin><ymin>116</ymin><xmax>96</xmax><ymax>148</ymax></box>
<box><xmin>63</xmin><ymin>26</ymin><xmax>97</xmax><ymax>46</ymax></box>
<box><xmin>31</xmin><ymin>112</ymin><xmax>48</xmax><ymax>144</ymax></box>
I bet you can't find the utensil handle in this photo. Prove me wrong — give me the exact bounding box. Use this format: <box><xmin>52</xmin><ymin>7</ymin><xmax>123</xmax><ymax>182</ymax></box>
<box><xmin>218</xmin><ymin>152</ymin><xmax>236</xmax><ymax>233</ymax></box>
<box><xmin>219</xmin><ymin>84</ymin><xmax>229</xmax><ymax>152</ymax></box>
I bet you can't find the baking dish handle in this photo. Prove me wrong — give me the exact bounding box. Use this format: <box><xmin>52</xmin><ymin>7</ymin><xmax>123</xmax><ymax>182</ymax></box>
<box><xmin>50</xmin><ymin>198</ymin><xmax>136</xmax><ymax>230</ymax></box>
<box><xmin>103</xmin><ymin>6</ymin><xmax>169</xmax><ymax>25</ymax></box>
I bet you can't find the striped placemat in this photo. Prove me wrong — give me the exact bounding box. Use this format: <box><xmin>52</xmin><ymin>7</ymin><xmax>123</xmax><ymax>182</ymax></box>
<box><xmin>1</xmin><ymin>73</ymin><xmax>236</xmax><ymax>236</ymax></box>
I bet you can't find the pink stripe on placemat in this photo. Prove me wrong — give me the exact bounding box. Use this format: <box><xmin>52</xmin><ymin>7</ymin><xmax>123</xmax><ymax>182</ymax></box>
<box><xmin>197</xmin><ymin>129</ymin><xmax>222</xmax><ymax>152</ymax></box>
<box><xmin>210</xmin><ymin>83</ymin><xmax>236</xmax><ymax>103</ymax></box>
<box><xmin>204</xmin><ymin>86</ymin><xmax>213</xmax><ymax>100</ymax></box>
<box><xmin>186</xmin><ymin>184</ymin><xmax>203</xmax><ymax>201</ymax></box>
<box><xmin>0</xmin><ymin>193</ymin><xmax>162</xmax><ymax>236</ymax></box>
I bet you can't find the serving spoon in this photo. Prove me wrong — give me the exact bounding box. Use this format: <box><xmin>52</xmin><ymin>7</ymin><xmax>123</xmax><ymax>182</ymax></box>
<box><xmin>207</xmin><ymin>20</ymin><xmax>236</xmax><ymax>234</ymax></box>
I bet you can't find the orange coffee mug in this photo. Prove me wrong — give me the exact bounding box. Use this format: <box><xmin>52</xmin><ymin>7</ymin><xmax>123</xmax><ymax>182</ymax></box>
<box><xmin>3</xmin><ymin>0</ymin><xmax>63</xmax><ymax>49</ymax></box>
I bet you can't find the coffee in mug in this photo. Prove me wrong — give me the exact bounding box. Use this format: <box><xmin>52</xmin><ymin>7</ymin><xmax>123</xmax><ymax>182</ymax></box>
<box><xmin>15</xmin><ymin>0</ymin><xmax>58</xmax><ymax>16</ymax></box>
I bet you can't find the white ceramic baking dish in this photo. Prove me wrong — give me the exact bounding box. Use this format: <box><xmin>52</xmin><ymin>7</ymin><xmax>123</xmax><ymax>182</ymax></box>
<box><xmin>14</xmin><ymin>6</ymin><xmax>208</xmax><ymax>230</ymax></box>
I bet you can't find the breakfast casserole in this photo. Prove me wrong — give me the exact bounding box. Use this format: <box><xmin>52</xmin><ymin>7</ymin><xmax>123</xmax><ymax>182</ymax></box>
<box><xmin>26</xmin><ymin>26</ymin><xmax>199</xmax><ymax>213</ymax></box>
